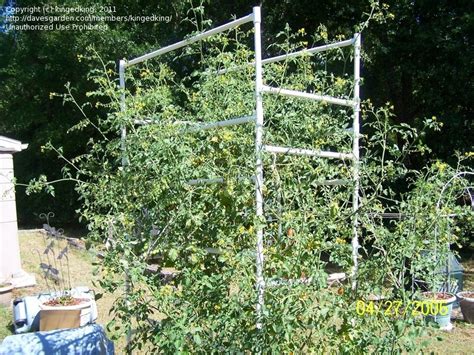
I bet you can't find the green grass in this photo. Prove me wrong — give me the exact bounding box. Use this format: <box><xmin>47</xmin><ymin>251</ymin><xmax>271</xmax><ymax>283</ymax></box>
<box><xmin>426</xmin><ymin>321</ymin><xmax>474</xmax><ymax>354</ymax></box>
<box><xmin>0</xmin><ymin>306</ymin><xmax>12</xmax><ymax>340</ymax></box>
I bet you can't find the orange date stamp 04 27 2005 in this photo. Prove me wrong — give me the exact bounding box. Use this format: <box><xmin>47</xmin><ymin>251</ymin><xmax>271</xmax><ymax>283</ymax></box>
<box><xmin>355</xmin><ymin>299</ymin><xmax>450</xmax><ymax>317</ymax></box>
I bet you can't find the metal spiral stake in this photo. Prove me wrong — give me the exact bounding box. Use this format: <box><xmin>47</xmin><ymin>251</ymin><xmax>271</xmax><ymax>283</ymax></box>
<box><xmin>434</xmin><ymin>171</ymin><xmax>474</xmax><ymax>293</ymax></box>
<box><xmin>39</xmin><ymin>212</ymin><xmax>55</xmax><ymax>227</ymax></box>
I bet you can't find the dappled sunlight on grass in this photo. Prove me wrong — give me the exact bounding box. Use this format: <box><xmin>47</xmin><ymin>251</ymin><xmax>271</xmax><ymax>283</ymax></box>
<box><xmin>0</xmin><ymin>230</ymin><xmax>126</xmax><ymax>351</ymax></box>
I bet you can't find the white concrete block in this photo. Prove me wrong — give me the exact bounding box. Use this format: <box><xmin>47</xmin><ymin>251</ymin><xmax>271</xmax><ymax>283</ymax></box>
<box><xmin>0</xmin><ymin>182</ymin><xmax>15</xmax><ymax>201</ymax></box>
<box><xmin>0</xmin><ymin>170</ymin><xmax>14</xmax><ymax>184</ymax></box>
<box><xmin>0</xmin><ymin>155</ymin><xmax>13</xmax><ymax>169</ymax></box>
<box><xmin>0</xmin><ymin>200</ymin><xmax>18</xmax><ymax>223</ymax></box>
<box><xmin>0</xmin><ymin>221</ymin><xmax>22</xmax><ymax>281</ymax></box>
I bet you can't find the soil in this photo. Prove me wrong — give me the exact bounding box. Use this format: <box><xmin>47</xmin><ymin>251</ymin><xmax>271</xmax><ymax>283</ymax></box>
<box><xmin>460</xmin><ymin>292</ymin><xmax>474</xmax><ymax>299</ymax></box>
<box><xmin>423</xmin><ymin>292</ymin><xmax>454</xmax><ymax>300</ymax></box>
<box><xmin>43</xmin><ymin>296</ymin><xmax>89</xmax><ymax>307</ymax></box>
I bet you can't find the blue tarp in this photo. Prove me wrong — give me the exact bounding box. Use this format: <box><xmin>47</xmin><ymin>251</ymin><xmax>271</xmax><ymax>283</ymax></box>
<box><xmin>0</xmin><ymin>324</ymin><xmax>114</xmax><ymax>355</ymax></box>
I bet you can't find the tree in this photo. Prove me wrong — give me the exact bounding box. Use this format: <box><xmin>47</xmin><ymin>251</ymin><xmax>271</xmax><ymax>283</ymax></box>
<box><xmin>0</xmin><ymin>0</ymin><xmax>191</xmax><ymax>224</ymax></box>
<box><xmin>1</xmin><ymin>0</ymin><xmax>472</xmax><ymax>225</ymax></box>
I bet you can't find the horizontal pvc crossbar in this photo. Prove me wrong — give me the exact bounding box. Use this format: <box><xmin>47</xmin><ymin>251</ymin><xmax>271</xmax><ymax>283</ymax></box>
<box><xmin>262</xmin><ymin>85</ymin><xmax>356</xmax><ymax>108</ymax></box>
<box><xmin>205</xmin><ymin>247</ymin><xmax>223</xmax><ymax>255</ymax></box>
<box><xmin>262</xmin><ymin>38</ymin><xmax>355</xmax><ymax>66</ymax></box>
<box><xmin>134</xmin><ymin>119</ymin><xmax>153</xmax><ymax>125</ymax></box>
<box><xmin>134</xmin><ymin>118</ymin><xmax>193</xmax><ymax>126</ymax></box>
<box><xmin>187</xmin><ymin>177</ymin><xmax>225</xmax><ymax>186</ymax></box>
<box><xmin>186</xmin><ymin>115</ymin><xmax>255</xmax><ymax>132</ymax></box>
<box><xmin>217</xmin><ymin>38</ymin><xmax>355</xmax><ymax>74</ymax></box>
<box><xmin>263</xmin><ymin>145</ymin><xmax>353</xmax><ymax>160</ymax></box>
<box><xmin>266</xmin><ymin>273</ymin><xmax>346</xmax><ymax>287</ymax></box>
<box><xmin>369</xmin><ymin>213</ymin><xmax>460</xmax><ymax>220</ymax></box>
<box><xmin>187</xmin><ymin>175</ymin><xmax>256</xmax><ymax>186</ymax></box>
<box><xmin>313</xmin><ymin>179</ymin><xmax>351</xmax><ymax>186</ymax></box>
<box><xmin>368</xmin><ymin>213</ymin><xmax>405</xmax><ymax>219</ymax></box>
<box><xmin>134</xmin><ymin>116</ymin><xmax>255</xmax><ymax>131</ymax></box>
<box><xmin>266</xmin><ymin>277</ymin><xmax>313</xmax><ymax>287</ymax></box>
<box><xmin>126</xmin><ymin>13</ymin><xmax>254</xmax><ymax>67</ymax></box>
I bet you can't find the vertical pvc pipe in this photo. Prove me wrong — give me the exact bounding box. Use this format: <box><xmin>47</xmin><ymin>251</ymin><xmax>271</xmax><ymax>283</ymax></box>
<box><xmin>119</xmin><ymin>60</ymin><xmax>127</xmax><ymax>167</ymax></box>
<box><xmin>253</xmin><ymin>6</ymin><xmax>265</xmax><ymax>329</ymax></box>
<box><xmin>351</xmin><ymin>33</ymin><xmax>361</xmax><ymax>291</ymax></box>
<box><xmin>119</xmin><ymin>59</ymin><xmax>132</xmax><ymax>349</ymax></box>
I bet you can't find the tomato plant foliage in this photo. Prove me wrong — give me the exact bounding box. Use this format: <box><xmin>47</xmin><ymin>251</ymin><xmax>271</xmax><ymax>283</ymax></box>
<box><xmin>30</xmin><ymin>21</ymin><xmax>473</xmax><ymax>353</ymax></box>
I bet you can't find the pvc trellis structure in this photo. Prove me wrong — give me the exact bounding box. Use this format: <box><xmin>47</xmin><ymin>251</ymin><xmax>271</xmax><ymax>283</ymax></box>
<box><xmin>434</xmin><ymin>172</ymin><xmax>474</xmax><ymax>292</ymax></box>
<box><xmin>119</xmin><ymin>6</ymin><xmax>361</xmax><ymax>330</ymax></box>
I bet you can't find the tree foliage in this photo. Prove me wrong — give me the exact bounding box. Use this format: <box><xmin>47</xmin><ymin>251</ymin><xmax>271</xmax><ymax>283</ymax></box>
<box><xmin>1</xmin><ymin>0</ymin><xmax>472</xmax><ymax>224</ymax></box>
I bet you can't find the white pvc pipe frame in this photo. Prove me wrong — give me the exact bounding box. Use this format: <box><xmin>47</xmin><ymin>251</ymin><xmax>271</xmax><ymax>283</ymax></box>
<box><xmin>433</xmin><ymin>172</ymin><xmax>474</xmax><ymax>291</ymax></box>
<box><xmin>118</xmin><ymin>6</ymin><xmax>361</xmax><ymax>331</ymax></box>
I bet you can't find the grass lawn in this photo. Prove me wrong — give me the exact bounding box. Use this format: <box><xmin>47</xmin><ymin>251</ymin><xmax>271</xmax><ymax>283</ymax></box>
<box><xmin>0</xmin><ymin>307</ymin><xmax>10</xmax><ymax>340</ymax></box>
<box><xmin>0</xmin><ymin>230</ymin><xmax>473</xmax><ymax>353</ymax></box>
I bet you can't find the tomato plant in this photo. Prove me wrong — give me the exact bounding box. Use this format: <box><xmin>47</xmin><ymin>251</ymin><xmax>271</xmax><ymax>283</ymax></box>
<box><xmin>27</xmin><ymin>9</ymin><xmax>473</xmax><ymax>353</ymax></box>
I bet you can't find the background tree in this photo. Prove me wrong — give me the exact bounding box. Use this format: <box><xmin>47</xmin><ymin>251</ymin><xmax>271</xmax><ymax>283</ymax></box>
<box><xmin>1</xmin><ymin>0</ymin><xmax>472</xmax><ymax>225</ymax></box>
